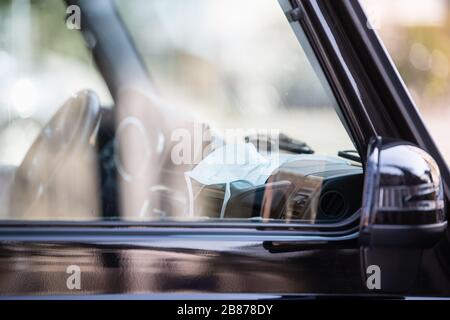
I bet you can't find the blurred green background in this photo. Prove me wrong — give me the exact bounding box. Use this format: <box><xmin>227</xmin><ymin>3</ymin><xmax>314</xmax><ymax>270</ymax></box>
<box><xmin>363</xmin><ymin>0</ymin><xmax>450</xmax><ymax>164</ymax></box>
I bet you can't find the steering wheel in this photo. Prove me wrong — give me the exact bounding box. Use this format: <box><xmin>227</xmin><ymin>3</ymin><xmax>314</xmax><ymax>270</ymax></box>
<box><xmin>9</xmin><ymin>90</ymin><xmax>101</xmax><ymax>218</ymax></box>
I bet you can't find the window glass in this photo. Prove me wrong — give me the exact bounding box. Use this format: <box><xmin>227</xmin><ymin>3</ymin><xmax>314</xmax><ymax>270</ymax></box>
<box><xmin>117</xmin><ymin>0</ymin><xmax>354</xmax><ymax>155</ymax></box>
<box><xmin>0</xmin><ymin>0</ymin><xmax>110</xmax><ymax>220</ymax></box>
<box><xmin>0</xmin><ymin>0</ymin><xmax>362</xmax><ymax>223</ymax></box>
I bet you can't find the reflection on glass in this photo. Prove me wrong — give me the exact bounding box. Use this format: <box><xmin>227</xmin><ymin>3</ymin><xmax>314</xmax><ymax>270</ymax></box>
<box><xmin>0</xmin><ymin>0</ymin><xmax>362</xmax><ymax>223</ymax></box>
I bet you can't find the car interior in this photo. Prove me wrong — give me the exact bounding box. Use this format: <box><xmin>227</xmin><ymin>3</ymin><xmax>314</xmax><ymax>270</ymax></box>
<box><xmin>0</xmin><ymin>0</ymin><xmax>364</xmax><ymax>224</ymax></box>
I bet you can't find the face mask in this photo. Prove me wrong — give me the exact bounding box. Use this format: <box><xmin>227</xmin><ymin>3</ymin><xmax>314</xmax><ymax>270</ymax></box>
<box><xmin>184</xmin><ymin>143</ymin><xmax>295</xmax><ymax>218</ymax></box>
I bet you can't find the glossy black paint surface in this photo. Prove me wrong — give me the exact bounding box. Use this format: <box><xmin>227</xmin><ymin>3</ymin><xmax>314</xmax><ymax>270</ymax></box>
<box><xmin>0</xmin><ymin>221</ymin><xmax>448</xmax><ymax>297</ymax></box>
<box><xmin>0</xmin><ymin>237</ymin><xmax>363</xmax><ymax>296</ymax></box>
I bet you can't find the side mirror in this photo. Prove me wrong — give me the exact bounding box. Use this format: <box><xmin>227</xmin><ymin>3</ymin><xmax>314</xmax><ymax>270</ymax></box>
<box><xmin>360</xmin><ymin>137</ymin><xmax>447</xmax><ymax>292</ymax></box>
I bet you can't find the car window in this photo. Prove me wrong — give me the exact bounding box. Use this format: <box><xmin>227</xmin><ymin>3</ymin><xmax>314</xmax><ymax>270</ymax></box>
<box><xmin>116</xmin><ymin>0</ymin><xmax>355</xmax><ymax>156</ymax></box>
<box><xmin>0</xmin><ymin>0</ymin><xmax>362</xmax><ymax>223</ymax></box>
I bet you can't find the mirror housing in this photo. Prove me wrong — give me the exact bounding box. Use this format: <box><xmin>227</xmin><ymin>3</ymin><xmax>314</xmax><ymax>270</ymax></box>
<box><xmin>360</xmin><ymin>137</ymin><xmax>447</xmax><ymax>292</ymax></box>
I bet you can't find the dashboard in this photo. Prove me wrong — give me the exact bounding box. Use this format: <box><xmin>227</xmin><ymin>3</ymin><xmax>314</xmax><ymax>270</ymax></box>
<box><xmin>193</xmin><ymin>157</ymin><xmax>363</xmax><ymax>223</ymax></box>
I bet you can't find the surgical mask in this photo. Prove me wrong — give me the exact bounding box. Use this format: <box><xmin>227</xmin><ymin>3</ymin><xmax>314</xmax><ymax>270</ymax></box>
<box><xmin>184</xmin><ymin>143</ymin><xmax>296</xmax><ymax>218</ymax></box>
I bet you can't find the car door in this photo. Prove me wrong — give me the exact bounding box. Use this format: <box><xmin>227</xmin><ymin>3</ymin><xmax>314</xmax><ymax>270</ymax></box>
<box><xmin>0</xmin><ymin>0</ymin><xmax>448</xmax><ymax>299</ymax></box>
<box><xmin>292</xmin><ymin>0</ymin><xmax>450</xmax><ymax>296</ymax></box>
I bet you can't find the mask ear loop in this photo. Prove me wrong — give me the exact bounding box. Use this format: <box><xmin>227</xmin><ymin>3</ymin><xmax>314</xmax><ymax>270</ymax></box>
<box><xmin>220</xmin><ymin>182</ymin><xmax>231</xmax><ymax>219</ymax></box>
<box><xmin>184</xmin><ymin>172</ymin><xmax>212</xmax><ymax>218</ymax></box>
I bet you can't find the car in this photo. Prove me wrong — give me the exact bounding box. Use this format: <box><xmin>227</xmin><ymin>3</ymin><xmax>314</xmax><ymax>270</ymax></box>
<box><xmin>0</xmin><ymin>0</ymin><xmax>448</xmax><ymax>299</ymax></box>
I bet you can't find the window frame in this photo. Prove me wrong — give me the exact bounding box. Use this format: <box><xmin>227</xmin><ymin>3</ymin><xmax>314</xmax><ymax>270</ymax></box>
<box><xmin>301</xmin><ymin>0</ymin><xmax>450</xmax><ymax>205</ymax></box>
